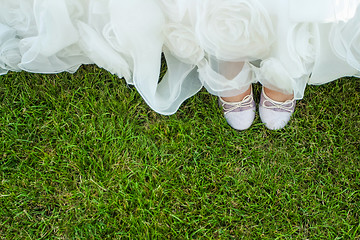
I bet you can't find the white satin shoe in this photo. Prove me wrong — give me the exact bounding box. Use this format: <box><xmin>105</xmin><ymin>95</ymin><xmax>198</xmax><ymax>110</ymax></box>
<box><xmin>219</xmin><ymin>90</ymin><xmax>256</xmax><ymax>131</ymax></box>
<box><xmin>259</xmin><ymin>88</ymin><xmax>296</xmax><ymax>130</ymax></box>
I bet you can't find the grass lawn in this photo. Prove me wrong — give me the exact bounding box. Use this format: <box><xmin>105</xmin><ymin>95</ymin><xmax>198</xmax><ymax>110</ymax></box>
<box><xmin>0</xmin><ymin>65</ymin><xmax>359</xmax><ymax>239</ymax></box>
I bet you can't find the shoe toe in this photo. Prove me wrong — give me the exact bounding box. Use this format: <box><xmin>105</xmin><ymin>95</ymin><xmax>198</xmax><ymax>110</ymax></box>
<box><xmin>225</xmin><ymin>109</ymin><xmax>255</xmax><ymax>131</ymax></box>
<box><xmin>259</xmin><ymin>106</ymin><xmax>292</xmax><ymax>130</ymax></box>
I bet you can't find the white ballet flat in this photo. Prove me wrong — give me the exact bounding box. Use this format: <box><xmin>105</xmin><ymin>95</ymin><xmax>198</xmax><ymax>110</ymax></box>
<box><xmin>259</xmin><ymin>88</ymin><xmax>296</xmax><ymax>130</ymax></box>
<box><xmin>219</xmin><ymin>91</ymin><xmax>256</xmax><ymax>131</ymax></box>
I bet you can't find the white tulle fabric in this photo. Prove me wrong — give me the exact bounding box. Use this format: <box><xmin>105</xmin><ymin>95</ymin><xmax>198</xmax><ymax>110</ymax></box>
<box><xmin>0</xmin><ymin>0</ymin><xmax>359</xmax><ymax>114</ymax></box>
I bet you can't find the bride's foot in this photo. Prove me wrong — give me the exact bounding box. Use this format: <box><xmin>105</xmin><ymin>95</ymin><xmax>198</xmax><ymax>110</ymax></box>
<box><xmin>219</xmin><ymin>86</ymin><xmax>256</xmax><ymax>130</ymax></box>
<box><xmin>259</xmin><ymin>87</ymin><xmax>296</xmax><ymax>130</ymax></box>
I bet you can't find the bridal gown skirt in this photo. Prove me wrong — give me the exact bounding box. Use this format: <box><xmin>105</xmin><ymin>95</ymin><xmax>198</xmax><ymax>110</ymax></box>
<box><xmin>0</xmin><ymin>0</ymin><xmax>359</xmax><ymax>114</ymax></box>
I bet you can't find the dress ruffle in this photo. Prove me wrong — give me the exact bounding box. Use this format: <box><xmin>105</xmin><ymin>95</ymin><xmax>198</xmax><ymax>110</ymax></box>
<box><xmin>0</xmin><ymin>0</ymin><xmax>359</xmax><ymax>114</ymax></box>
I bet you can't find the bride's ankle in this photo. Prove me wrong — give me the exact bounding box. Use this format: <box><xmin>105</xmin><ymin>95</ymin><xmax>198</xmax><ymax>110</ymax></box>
<box><xmin>221</xmin><ymin>85</ymin><xmax>252</xmax><ymax>103</ymax></box>
<box><xmin>263</xmin><ymin>87</ymin><xmax>293</xmax><ymax>102</ymax></box>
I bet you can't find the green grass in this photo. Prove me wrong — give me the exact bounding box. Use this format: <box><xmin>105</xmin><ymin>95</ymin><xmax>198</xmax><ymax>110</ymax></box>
<box><xmin>0</xmin><ymin>65</ymin><xmax>359</xmax><ymax>239</ymax></box>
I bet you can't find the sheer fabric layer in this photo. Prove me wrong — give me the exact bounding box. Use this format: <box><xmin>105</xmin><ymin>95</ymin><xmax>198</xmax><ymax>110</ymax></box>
<box><xmin>0</xmin><ymin>0</ymin><xmax>359</xmax><ymax>114</ymax></box>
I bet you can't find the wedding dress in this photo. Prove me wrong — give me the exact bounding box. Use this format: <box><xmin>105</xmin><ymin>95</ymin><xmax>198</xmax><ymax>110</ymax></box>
<box><xmin>0</xmin><ymin>0</ymin><xmax>359</xmax><ymax>114</ymax></box>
